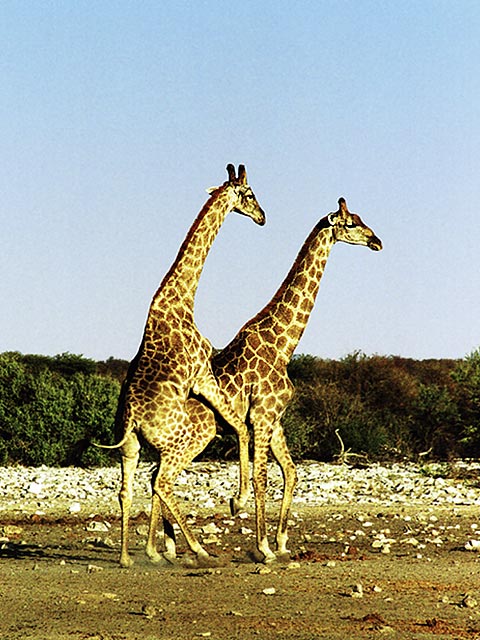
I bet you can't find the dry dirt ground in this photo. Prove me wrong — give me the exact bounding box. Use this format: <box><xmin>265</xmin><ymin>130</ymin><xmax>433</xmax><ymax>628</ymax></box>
<box><xmin>2</xmin><ymin>502</ymin><xmax>480</xmax><ymax>640</ymax></box>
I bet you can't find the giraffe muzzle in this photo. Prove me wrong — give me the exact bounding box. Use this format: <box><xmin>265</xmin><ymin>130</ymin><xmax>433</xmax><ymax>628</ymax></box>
<box><xmin>368</xmin><ymin>235</ymin><xmax>383</xmax><ymax>251</ymax></box>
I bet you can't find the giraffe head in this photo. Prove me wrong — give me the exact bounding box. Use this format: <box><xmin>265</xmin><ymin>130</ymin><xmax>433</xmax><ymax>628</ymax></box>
<box><xmin>327</xmin><ymin>198</ymin><xmax>382</xmax><ymax>251</ymax></box>
<box><xmin>208</xmin><ymin>164</ymin><xmax>266</xmax><ymax>226</ymax></box>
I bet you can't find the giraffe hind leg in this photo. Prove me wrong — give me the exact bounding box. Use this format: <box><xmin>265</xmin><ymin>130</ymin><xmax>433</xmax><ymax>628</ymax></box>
<box><xmin>118</xmin><ymin>432</ymin><xmax>141</xmax><ymax>568</ymax></box>
<box><xmin>152</xmin><ymin>463</ymin><xmax>213</xmax><ymax>566</ymax></box>
<box><xmin>147</xmin><ymin>406</ymin><xmax>218</xmax><ymax>565</ymax></box>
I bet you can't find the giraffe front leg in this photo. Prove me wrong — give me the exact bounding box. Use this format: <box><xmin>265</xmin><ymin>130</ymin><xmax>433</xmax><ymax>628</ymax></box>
<box><xmin>270</xmin><ymin>425</ymin><xmax>297</xmax><ymax>557</ymax></box>
<box><xmin>193</xmin><ymin>371</ymin><xmax>251</xmax><ymax>515</ymax></box>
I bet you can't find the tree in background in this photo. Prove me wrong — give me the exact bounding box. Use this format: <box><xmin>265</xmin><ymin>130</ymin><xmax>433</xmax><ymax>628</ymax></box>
<box><xmin>0</xmin><ymin>352</ymin><xmax>120</xmax><ymax>466</ymax></box>
<box><xmin>452</xmin><ymin>348</ymin><xmax>480</xmax><ymax>457</ymax></box>
<box><xmin>0</xmin><ymin>349</ymin><xmax>477</xmax><ymax>466</ymax></box>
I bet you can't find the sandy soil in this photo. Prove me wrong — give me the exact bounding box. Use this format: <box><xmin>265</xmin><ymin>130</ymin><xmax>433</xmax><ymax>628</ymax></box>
<box><xmin>2</xmin><ymin>501</ymin><xmax>480</xmax><ymax>640</ymax></box>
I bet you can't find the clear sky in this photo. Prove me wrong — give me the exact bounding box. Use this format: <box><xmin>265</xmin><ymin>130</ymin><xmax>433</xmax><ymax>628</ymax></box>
<box><xmin>1</xmin><ymin>1</ymin><xmax>479</xmax><ymax>363</ymax></box>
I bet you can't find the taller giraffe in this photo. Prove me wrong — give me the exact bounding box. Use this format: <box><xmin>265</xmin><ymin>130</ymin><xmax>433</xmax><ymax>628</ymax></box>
<box><xmin>104</xmin><ymin>164</ymin><xmax>265</xmax><ymax>567</ymax></box>
<box><xmin>182</xmin><ymin>198</ymin><xmax>382</xmax><ymax>562</ymax></box>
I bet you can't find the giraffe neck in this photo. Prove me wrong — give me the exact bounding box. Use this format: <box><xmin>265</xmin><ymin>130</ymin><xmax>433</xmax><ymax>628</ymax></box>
<box><xmin>246</xmin><ymin>217</ymin><xmax>335</xmax><ymax>361</ymax></box>
<box><xmin>151</xmin><ymin>187</ymin><xmax>235</xmax><ymax>312</ymax></box>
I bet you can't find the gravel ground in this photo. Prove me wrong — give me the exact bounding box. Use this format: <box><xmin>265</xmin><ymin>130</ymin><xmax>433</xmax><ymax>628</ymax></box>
<box><xmin>1</xmin><ymin>459</ymin><xmax>480</xmax><ymax>518</ymax></box>
<box><xmin>3</xmin><ymin>460</ymin><xmax>480</xmax><ymax>640</ymax></box>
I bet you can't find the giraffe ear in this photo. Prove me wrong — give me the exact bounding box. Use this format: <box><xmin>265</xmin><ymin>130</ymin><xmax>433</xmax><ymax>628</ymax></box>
<box><xmin>206</xmin><ymin>186</ymin><xmax>219</xmax><ymax>194</ymax></box>
<box><xmin>327</xmin><ymin>213</ymin><xmax>338</xmax><ymax>226</ymax></box>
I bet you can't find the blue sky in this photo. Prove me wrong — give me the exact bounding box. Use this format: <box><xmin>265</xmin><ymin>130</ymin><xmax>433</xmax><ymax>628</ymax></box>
<box><xmin>1</xmin><ymin>1</ymin><xmax>479</xmax><ymax>362</ymax></box>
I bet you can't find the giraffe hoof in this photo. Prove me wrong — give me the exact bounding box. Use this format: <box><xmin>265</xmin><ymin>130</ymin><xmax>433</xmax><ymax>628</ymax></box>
<box><xmin>162</xmin><ymin>552</ymin><xmax>178</xmax><ymax>566</ymax></box>
<box><xmin>120</xmin><ymin>556</ymin><xmax>134</xmax><ymax>569</ymax></box>
<box><xmin>147</xmin><ymin>550</ymin><xmax>177</xmax><ymax>566</ymax></box>
<box><xmin>230</xmin><ymin>497</ymin><xmax>247</xmax><ymax>517</ymax></box>
<box><xmin>263</xmin><ymin>553</ymin><xmax>277</xmax><ymax>564</ymax></box>
<box><xmin>146</xmin><ymin>549</ymin><xmax>162</xmax><ymax>563</ymax></box>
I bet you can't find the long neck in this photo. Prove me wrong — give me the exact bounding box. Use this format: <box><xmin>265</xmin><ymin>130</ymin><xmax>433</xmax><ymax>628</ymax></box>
<box><xmin>151</xmin><ymin>186</ymin><xmax>234</xmax><ymax>311</ymax></box>
<box><xmin>246</xmin><ymin>217</ymin><xmax>335</xmax><ymax>360</ymax></box>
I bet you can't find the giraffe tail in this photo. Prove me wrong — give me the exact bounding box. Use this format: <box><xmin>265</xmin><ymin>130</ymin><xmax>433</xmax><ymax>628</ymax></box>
<box><xmin>92</xmin><ymin>434</ymin><xmax>131</xmax><ymax>450</ymax></box>
<box><xmin>91</xmin><ymin>412</ymin><xmax>137</xmax><ymax>450</ymax></box>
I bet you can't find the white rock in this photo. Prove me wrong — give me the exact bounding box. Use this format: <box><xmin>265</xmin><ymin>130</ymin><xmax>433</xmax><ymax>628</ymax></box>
<box><xmin>465</xmin><ymin>539</ymin><xmax>480</xmax><ymax>552</ymax></box>
<box><xmin>86</xmin><ymin>521</ymin><xmax>110</xmax><ymax>533</ymax></box>
<box><xmin>28</xmin><ymin>482</ymin><xmax>43</xmax><ymax>495</ymax></box>
<box><xmin>202</xmin><ymin>522</ymin><xmax>222</xmax><ymax>534</ymax></box>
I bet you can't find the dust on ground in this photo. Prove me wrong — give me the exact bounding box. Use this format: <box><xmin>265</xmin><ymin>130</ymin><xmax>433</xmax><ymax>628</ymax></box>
<box><xmin>2</xmin><ymin>502</ymin><xmax>480</xmax><ymax>640</ymax></box>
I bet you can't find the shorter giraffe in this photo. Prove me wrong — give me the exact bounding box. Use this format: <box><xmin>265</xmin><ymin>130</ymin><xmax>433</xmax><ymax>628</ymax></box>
<box><xmin>97</xmin><ymin>165</ymin><xmax>265</xmax><ymax>567</ymax></box>
<box><xmin>183</xmin><ymin>198</ymin><xmax>382</xmax><ymax>561</ymax></box>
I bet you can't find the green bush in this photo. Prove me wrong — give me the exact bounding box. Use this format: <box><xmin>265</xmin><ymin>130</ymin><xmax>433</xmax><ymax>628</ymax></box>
<box><xmin>0</xmin><ymin>348</ymin><xmax>478</xmax><ymax>466</ymax></box>
<box><xmin>0</xmin><ymin>352</ymin><xmax>120</xmax><ymax>467</ymax></box>
<box><xmin>452</xmin><ymin>348</ymin><xmax>480</xmax><ymax>456</ymax></box>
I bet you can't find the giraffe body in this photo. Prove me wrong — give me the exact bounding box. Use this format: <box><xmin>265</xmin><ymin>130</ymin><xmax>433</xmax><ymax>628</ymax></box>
<box><xmin>183</xmin><ymin>198</ymin><xmax>382</xmax><ymax>561</ymax></box>
<box><xmin>108</xmin><ymin>165</ymin><xmax>265</xmax><ymax>567</ymax></box>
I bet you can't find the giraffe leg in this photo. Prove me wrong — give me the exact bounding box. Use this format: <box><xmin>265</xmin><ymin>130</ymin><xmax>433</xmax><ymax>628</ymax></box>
<box><xmin>145</xmin><ymin>489</ymin><xmax>162</xmax><ymax>562</ymax></box>
<box><xmin>270</xmin><ymin>424</ymin><xmax>297</xmax><ymax>557</ymax></box>
<box><xmin>118</xmin><ymin>432</ymin><xmax>141</xmax><ymax>568</ymax></box>
<box><xmin>230</xmin><ymin>421</ymin><xmax>250</xmax><ymax>516</ymax></box>
<box><xmin>147</xmin><ymin>402</ymin><xmax>217</xmax><ymax>565</ymax></box>
<box><xmin>194</xmin><ymin>369</ymin><xmax>250</xmax><ymax>514</ymax></box>
<box><xmin>152</xmin><ymin>461</ymin><xmax>211</xmax><ymax>564</ymax></box>
<box><xmin>252</xmin><ymin>439</ymin><xmax>276</xmax><ymax>563</ymax></box>
<box><xmin>145</xmin><ymin>468</ymin><xmax>178</xmax><ymax>564</ymax></box>
<box><xmin>146</xmin><ymin>487</ymin><xmax>179</xmax><ymax>564</ymax></box>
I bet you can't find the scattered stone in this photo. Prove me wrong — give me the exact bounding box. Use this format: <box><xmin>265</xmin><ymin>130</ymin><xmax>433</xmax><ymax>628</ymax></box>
<box><xmin>262</xmin><ymin>587</ymin><xmax>276</xmax><ymax>595</ymax></box>
<box><xmin>141</xmin><ymin>604</ymin><xmax>158</xmax><ymax>618</ymax></box>
<box><xmin>2</xmin><ymin>525</ymin><xmax>23</xmax><ymax>537</ymax></box>
<box><xmin>202</xmin><ymin>522</ymin><xmax>222</xmax><ymax>534</ymax></box>
<box><xmin>28</xmin><ymin>482</ymin><xmax>43</xmax><ymax>496</ymax></box>
<box><xmin>240</xmin><ymin>527</ymin><xmax>253</xmax><ymax>535</ymax></box>
<box><xmin>87</xmin><ymin>564</ymin><xmax>103</xmax><ymax>573</ymax></box>
<box><xmin>403</xmin><ymin>537</ymin><xmax>420</xmax><ymax>547</ymax></box>
<box><xmin>462</xmin><ymin>594</ymin><xmax>478</xmax><ymax>608</ymax></box>
<box><xmin>2</xmin><ymin>460</ymin><xmax>480</xmax><ymax>519</ymax></box>
<box><xmin>465</xmin><ymin>539</ymin><xmax>480</xmax><ymax>552</ymax></box>
<box><xmin>86</xmin><ymin>521</ymin><xmax>110</xmax><ymax>533</ymax></box>
<box><xmin>351</xmin><ymin>583</ymin><xmax>364</xmax><ymax>598</ymax></box>
<box><xmin>255</xmin><ymin>566</ymin><xmax>272</xmax><ymax>575</ymax></box>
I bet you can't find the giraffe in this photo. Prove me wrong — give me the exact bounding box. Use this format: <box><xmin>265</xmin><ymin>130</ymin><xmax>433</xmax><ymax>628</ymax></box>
<box><xmin>99</xmin><ymin>164</ymin><xmax>265</xmax><ymax>567</ymax></box>
<box><xmin>182</xmin><ymin>198</ymin><xmax>382</xmax><ymax>562</ymax></box>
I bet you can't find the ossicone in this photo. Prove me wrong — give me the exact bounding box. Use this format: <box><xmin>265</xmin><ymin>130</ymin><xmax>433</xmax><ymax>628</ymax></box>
<box><xmin>226</xmin><ymin>163</ymin><xmax>247</xmax><ymax>185</ymax></box>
